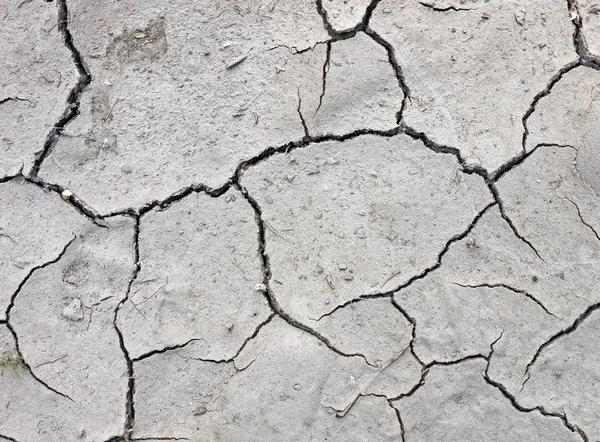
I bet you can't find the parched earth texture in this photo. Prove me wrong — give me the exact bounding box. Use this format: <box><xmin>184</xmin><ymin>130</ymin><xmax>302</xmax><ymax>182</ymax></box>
<box><xmin>1</xmin><ymin>0</ymin><xmax>600</xmax><ymax>441</ymax></box>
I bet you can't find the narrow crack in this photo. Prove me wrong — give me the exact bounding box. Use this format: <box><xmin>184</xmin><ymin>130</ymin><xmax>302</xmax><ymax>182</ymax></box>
<box><xmin>491</xmin><ymin>143</ymin><xmax>574</xmax><ymax>182</ymax></box>
<box><xmin>29</xmin><ymin>0</ymin><xmax>91</xmax><ymax>180</ymax></box>
<box><xmin>418</xmin><ymin>1</ymin><xmax>472</xmax><ymax>12</ymax></box>
<box><xmin>389</xmin><ymin>401</ymin><xmax>406</xmax><ymax>442</ymax></box>
<box><xmin>487</xmin><ymin>182</ymin><xmax>545</xmax><ymax>262</ymax></box>
<box><xmin>521</xmin><ymin>62</ymin><xmax>579</xmax><ymax>154</ymax></box>
<box><xmin>131</xmin><ymin>313</ymin><xmax>276</xmax><ymax>364</ymax></box>
<box><xmin>237</xmin><ymin>183</ymin><xmax>376</xmax><ymax>367</ymax></box>
<box><xmin>131</xmin><ymin>437</ymin><xmax>190</xmax><ymax>441</ymax></box>
<box><xmin>364</xmin><ymin>28</ymin><xmax>412</xmax><ymax>123</ymax></box>
<box><xmin>297</xmin><ymin>88</ymin><xmax>310</xmax><ymax>138</ymax></box>
<box><xmin>484</xmin><ymin>334</ymin><xmax>588</xmax><ymax>441</ymax></box>
<box><xmin>390</xmin><ymin>297</ymin><xmax>424</xmax><ymax>367</ymax></box>
<box><xmin>112</xmin><ymin>215</ymin><xmax>140</xmax><ymax>439</ymax></box>
<box><xmin>0</xmin><ymin>435</ymin><xmax>19</xmax><ymax>442</ymax></box>
<box><xmin>314</xmin><ymin>42</ymin><xmax>332</xmax><ymax>116</ymax></box>
<box><xmin>386</xmin><ymin>353</ymin><xmax>489</xmax><ymax>404</ymax></box>
<box><xmin>315</xmin><ymin>202</ymin><xmax>497</xmax><ymax>319</ymax></box>
<box><xmin>565</xmin><ymin>197</ymin><xmax>600</xmax><ymax>242</ymax></box>
<box><xmin>452</xmin><ymin>282</ymin><xmax>557</xmax><ymax>318</ymax></box>
<box><xmin>3</xmin><ymin>236</ymin><xmax>77</xmax><ymax>401</ymax></box>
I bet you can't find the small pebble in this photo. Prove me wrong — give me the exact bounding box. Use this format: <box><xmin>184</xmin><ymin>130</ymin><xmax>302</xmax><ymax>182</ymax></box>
<box><xmin>61</xmin><ymin>189</ymin><xmax>73</xmax><ymax>200</ymax></box>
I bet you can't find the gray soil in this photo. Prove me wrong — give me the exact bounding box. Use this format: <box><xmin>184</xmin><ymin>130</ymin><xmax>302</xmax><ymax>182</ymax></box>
<box><xmin>1</xmin><ymin>0</ymin><xmax>599</xmax><ymax>441</ymax></box>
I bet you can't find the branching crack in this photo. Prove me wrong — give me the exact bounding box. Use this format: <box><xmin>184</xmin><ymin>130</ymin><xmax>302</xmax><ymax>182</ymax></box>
<box><xmin>521</xmin><ymin>62</ymin><xmax>580</xmax><ymax>153</ymax></box>
<box><xmin>315</xmin><ymin>202</ymin><xmax>497</xmax><ymax>319</ymax></box>
<box><xmin>113</xmin><ymin>215</ymin><xmax>140</xmax><ymax>439</ymax></box>
<box><xmin>237</xmin><ymin>183</ymin><xmax>376</xmax><ymax>367</ymax></box>
<box><xmin>29</xmin><ymin>0</ymin><xmax>91</xmax><ymax>180</ymax></box>
<box><xmin>484</xmin><ymin>334</ymin><xmax>588</xmax><ymax>441</ymax></box>
<box><xmin>487</xmin><ymin>182</ymin><xmax>545</xmax><ymax>262</ymax></box>
<box><xmin>3</xmin><ymin>236</ymin><xmax>77</xmax><ymax>401</ymax></box>
<box><xmin>452</xmin><ymin>282</ymin><xmax>557</xmax><ymax>318</ymax></box>
<box><xmin>315</xmin><ymin>0</ymin><xmax>382</xmax><ymax>38</ymax></box>
<box><xmin>131</xmin><ymin>313</ymin><xmax>276</xmax><ymax>365</ymax></box>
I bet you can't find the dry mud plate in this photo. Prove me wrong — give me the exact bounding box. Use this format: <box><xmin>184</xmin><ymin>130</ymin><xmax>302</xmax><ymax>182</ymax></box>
<box><xmin>1</xmin><ymin>0</ymin><xmax>600</xmax><ymax>441</ymax></box>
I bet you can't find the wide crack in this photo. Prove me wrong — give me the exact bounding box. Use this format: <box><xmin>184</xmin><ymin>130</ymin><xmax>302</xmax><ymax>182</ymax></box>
<box><xmin>29</xmin><ymin>0</ymin><xmax>91</xmax><ymax>181</ymax></box>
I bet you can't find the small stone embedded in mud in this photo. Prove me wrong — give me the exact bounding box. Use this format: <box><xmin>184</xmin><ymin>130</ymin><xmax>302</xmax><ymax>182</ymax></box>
<box><xmin>193</xmin><ymin>405</ymin><xmax>207</xmax><ymax>416</ymax></box>
<box><xmin>293</xmin><ymin>383</ymin><xmax>302</xmax><ymax>391</ymax></box>
<box><xmin>62</xmin><ymin>298</ymin><xmax>84</xmax><ymax>322</ymax></box>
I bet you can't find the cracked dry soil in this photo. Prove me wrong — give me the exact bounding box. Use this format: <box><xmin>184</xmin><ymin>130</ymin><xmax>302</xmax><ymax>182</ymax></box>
<box><xmin>1</xmin><ymin>0</ymin><xmax>600</xmax><ymax>441</ymax></box>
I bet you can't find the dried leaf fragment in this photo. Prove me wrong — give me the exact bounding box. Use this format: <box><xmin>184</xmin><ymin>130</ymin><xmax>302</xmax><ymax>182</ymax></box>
<box><xmin>132</xmin><ymin>32</ymin><xmax>147</xmax><ymax>39</ymax></box>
